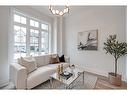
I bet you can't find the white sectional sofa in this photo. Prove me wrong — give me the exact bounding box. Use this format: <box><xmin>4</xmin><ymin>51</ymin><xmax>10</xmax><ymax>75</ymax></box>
<box><xmin>10</xmin><ymin>54</ymin><xmax>70</xmax><ymax>89</ymax></box>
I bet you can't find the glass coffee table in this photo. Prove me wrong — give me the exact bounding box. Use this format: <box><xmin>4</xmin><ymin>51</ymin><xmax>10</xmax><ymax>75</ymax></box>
<box><xmin>50</xmin><ymin>67</ymin><xmax>85</xmax><ymax>89</ymax></box>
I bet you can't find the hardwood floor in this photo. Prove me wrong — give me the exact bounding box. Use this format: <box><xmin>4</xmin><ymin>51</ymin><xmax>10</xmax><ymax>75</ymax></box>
<box><xmin>1</xmin><ymin>71</ymin><xmax>127</xmax><ymax>89</ymax></box>
<box><xmin>94</xmin><ymin>73</ymin><xmax>127</xmax><ymax>89</ymax></box>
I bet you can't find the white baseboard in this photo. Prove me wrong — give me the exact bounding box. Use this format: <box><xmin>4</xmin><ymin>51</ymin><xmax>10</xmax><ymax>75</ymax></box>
<box><xmin>84</xmin><ymin>67</ymin><xmax>108</xmax><ymax>77</ymax></box>
<box><xmin>82</xmin><ymin>67</ymin><xmax>127</xmax><ymax>82</ymax></box>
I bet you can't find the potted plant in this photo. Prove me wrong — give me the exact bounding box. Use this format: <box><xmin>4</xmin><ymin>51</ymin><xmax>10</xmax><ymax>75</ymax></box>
<box><xmin>104</xmin><ymin>35</ymin><xmax>127</xmax><ymax>86</ymax></box>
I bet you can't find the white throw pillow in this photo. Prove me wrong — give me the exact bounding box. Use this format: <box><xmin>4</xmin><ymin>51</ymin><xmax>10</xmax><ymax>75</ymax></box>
<box><xmin>20</xmin><ymin>56</ymin><xmax>37</xmax><ymax>74</ymax></box>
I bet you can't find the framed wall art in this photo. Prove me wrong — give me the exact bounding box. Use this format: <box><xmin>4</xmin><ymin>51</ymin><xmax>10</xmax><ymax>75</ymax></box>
<box><xmin>77</xmin><ymin>29</ymin><xmax>98</xmax><ymax>50</ymax></box>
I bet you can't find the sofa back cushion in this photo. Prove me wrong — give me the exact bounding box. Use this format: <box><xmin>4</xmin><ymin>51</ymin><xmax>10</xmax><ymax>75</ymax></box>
<box><xmin>34</xmin><ymin>55</ymin><xmax>45</xmax><ymax>67</ymax></box>
<box><xmin>34</xmin><ymin>54</ymin><xmax>51</xmax><ymax>67</ymax></box>
<box><xmin>45</xmin><ymin>54</ymin><xmax>52</xmax><ymax>65</ymax></box>
<box><xmin>19</xmin><ymin>56</ymin><xmax>37</xmax><ymax>74</ymax></box>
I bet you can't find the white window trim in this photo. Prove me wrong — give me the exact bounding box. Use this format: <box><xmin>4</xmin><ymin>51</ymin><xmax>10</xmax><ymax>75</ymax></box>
<box><xmin>12</xmin><ymin>9</ymin><xmax>51</xmax><ymax>62</ymax></box>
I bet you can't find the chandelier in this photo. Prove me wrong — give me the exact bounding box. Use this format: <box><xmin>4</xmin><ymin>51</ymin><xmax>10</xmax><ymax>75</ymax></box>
<box><xmin>49</xmin><ymin>5</ymin><xmax>69</xmax><ymax>16</ymax></box>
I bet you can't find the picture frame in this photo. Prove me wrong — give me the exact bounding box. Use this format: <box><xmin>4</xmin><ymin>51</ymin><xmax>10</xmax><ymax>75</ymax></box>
<box><xmin>77</xmin><ymin>29</ymin><xmax>98</xmax><ymax>50</ymax></box>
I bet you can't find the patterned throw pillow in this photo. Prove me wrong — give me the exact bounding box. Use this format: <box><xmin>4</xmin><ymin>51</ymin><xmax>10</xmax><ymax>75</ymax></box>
<box><xmin>50</xmin><ymin>54</ymin><xmax>60</xmax><ymax>64</ymax></box>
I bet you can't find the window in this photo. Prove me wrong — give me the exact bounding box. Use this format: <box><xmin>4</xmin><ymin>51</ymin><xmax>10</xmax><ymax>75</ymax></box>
<box><xmin>30</xmin><ymin>20</ymin><xmax>39</xmax><ymax>28</ymax></box>
<box><xmin>14</xmin><ymin>14</ymin><xmax>26</xmax><ymax>24</ymax></box>
<box><xmin>30</xmin><ymin>29</ymin><xmax>39</xmax><ymax>56</ymax></box>
<box><xmin>41</xmin><ymin>23</ymin><xmax>48</xmax><ymax>30</ymax></box>
<box><xmin>13</xmin><ymin>11</ymin><xmax>50</xmax><ymax>62</ymax></box>
<box><xmin>14</xmin><ymin>25</ymin><xmax>26</xmax><ymax>60</ymax></box>
<box><xmin>41</xmin><ymin>31</ymin><xmax>49</xmax><ymax>54</ymax></box>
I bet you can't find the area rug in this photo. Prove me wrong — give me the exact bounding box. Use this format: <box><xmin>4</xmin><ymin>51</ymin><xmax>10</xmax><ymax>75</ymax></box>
<box><xmin>1</xmin><ymin>71</ymin><xmax>97</xmax><ymax>90</ymax></box>
<box><xmin>33</xmin><ymin>72</ymin><xmax>97</xmax><ymax>89</ymax></box>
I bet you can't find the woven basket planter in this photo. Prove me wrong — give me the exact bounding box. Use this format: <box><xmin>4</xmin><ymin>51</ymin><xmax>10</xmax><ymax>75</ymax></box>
<box><xmin>108</xmin><ymin>72</ymin><xmax>121</xmax><ymax>86</ymax></box>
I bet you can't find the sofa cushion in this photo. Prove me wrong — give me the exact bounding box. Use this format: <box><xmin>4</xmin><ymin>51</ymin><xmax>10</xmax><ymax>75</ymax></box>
<box><xmin>19</xmin><ymin>56</ymin><xmax>37</xmax><ymax>74</ymax></box>
<box><xmin>34</xmin><ymin>55</ymin><xmax>45</xmax><ymax>67</ymax></box>
<box><xmin>46</xmin><ymin>62</ymin><xmax>70</xmax><ymax>72</ymax></box>
<box><xmin>59</xmin><ymin>54</ymin><xmax>65</xmax><ymax>62</ymax></box>
<box><xmin>27</xmin><ymin>62</ymin><xmax>69</xmax><ymax>89</ymax></box>
<box><xmin>27</xmin><ymin>66</ymin><xmax>54</xmax><ymax>89</ymax></box>
<box><xmin>50</xmin><ymin>54</ymin><xmax>60</xmax><ymax>64</ymax></box>
<box><xmin>45</xmin><ymin>54</ymin><xmax>52</xmax><ymax>65</ymax></box>
<box><xmin>34</xmin><ymin>54</ymin><xmax>52</xmax><ymax>67</ymax></box>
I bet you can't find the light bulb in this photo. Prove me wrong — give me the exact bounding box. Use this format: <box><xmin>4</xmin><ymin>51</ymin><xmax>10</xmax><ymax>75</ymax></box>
<box><xmin>52</xmin><ymin>10</ymin><xmax>55</xmax><ymax>14</ymax></box>
<box><xmin>55</xmin><ymin>10</ymin><xmax>59</xmax><ymax>14</ymax></box>
<box><xmin>49</xmin><ymin>5</ymin><xmax>51</xmax><ymax>10</ymax></box>
<box><xmin>59</xmin><ymin>11</ymin><xmax>63</xmax><ymax>16</ymax></box>
<box><xmin>63</xmin><ymin>9</ymin><xmax>66</xmax><ymax>13</ymax></box>
<box><xmin>66</xmin><ymin>8</ymin><xmax>69</xmax><ymax>13</ymax></box>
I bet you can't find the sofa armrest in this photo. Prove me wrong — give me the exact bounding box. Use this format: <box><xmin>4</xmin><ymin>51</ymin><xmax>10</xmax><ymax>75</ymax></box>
<box><xmin>10</xmin><ymin>63</ymin><xmax>27</xmax><ymax>89</ymax></box>
<box><xmin>64</xmin><ymin>56</ymin><xmax>70</xmax><ymax>63</ymax></box>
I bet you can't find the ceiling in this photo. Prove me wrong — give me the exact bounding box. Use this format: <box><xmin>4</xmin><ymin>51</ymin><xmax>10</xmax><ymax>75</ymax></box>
<box><xmin>31</xmin><ymin>6</ymin><xmax>86</xmax><ymax>18</ymax></box>
<box><xmin>31</xmin><ymin>6</ymin><xmax>52</xmax><ymax>18</ymax></box>
<box><xmin>31</xmin><ymin>6</ymin><xmax>115</xmax><ymax>18</ymax></box>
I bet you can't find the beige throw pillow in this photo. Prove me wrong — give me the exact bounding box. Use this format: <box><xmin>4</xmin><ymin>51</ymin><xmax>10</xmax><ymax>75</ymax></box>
<box><xmin>20</xmin><ymin>56</ymin><xmax>37</xmax><ymax>74</ymax></box>
<box><xmin>50</xmin><ymin>54</ymin><xmax>60</xmax><ymax>64</ymax></box>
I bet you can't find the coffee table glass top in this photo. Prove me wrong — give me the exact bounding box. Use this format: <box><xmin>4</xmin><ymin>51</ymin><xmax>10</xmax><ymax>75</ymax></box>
<box><xmin>50</xmin><ymin>67</ymin><xmax>84</xmax><ymax>86</ymax></box>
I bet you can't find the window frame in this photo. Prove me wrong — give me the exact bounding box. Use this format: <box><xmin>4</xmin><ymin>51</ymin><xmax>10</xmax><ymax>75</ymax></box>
<box><xmin>12</xmin><ymin>10</ymin><xmax>51</xmax><ymax>62</ymax></box>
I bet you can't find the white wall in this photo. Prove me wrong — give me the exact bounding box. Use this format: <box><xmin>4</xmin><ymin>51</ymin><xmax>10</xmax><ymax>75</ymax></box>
<box><xmin>0</xmin><ymin>6</ymin><xmax>10</xmax><ymax>87</ymax></box>
<box><xmin>53</xmin><ymin>17</ymin><xmax>64</xmax><ymax>55</ymax></box>
<box><xmin>64</xmin><ymin>6</ymin><xmax>126</xmax><ymax>81</ymax></box>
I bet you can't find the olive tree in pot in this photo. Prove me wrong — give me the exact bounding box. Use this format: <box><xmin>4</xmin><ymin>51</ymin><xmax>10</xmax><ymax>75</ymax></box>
<box><xmin>104</xmin><ymin>35</ymin><xmax>127</xmax><ymax>86</ymax></box>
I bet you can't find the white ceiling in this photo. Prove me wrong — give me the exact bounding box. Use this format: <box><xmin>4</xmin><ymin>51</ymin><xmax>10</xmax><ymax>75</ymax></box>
<box><xmin>31</xmin><ymin>6</ymin><xmax>118</xmax><ymax>18</ymax></box>
<box><xmin>31</xmin><ymin>6</ymin><xmax>53</xmax><ymax>18</ymax></box>
<box><xmin>31</xmin><ymin>6</ymin><xmax>85</xmax><ymax>18</ymax></box>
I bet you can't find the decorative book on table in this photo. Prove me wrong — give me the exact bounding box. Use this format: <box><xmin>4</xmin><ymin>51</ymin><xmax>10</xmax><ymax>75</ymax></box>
<box><xmin>60</xmin><ymin>72</ymin><xmax>73</xmax><ymax>80</ymax></box>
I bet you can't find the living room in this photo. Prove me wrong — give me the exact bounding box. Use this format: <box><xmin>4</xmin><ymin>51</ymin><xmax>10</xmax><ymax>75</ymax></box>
<box><xmin>0</xmin><ymin>4</ymin><xmax>127</xmax><ymax>91</ymax></box>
